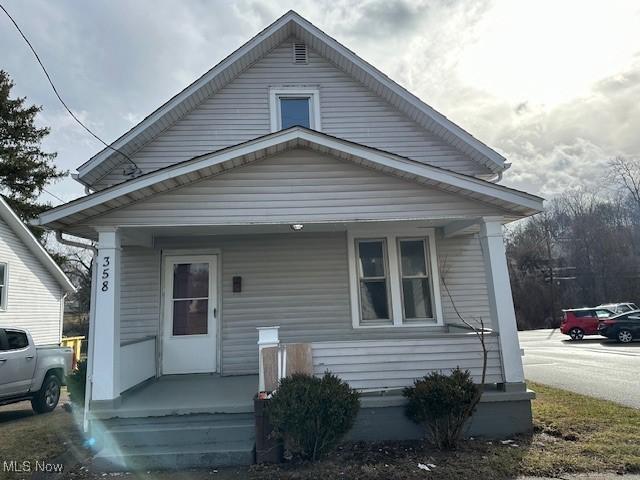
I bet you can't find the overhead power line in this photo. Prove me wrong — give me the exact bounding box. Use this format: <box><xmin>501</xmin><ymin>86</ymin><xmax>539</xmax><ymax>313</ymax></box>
<box><xmin>0</xmin><ymin>3</ymin><xmax>140</xmax><ymax>172</ymax></box>
<box><xmin>42</xmin><ymin>188</ymin><xmax>65</xmax><ymax>204</ymax></box>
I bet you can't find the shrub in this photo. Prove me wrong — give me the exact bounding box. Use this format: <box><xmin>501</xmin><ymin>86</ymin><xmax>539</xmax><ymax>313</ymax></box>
<box><xmin>268</xmin><ymin>372</ymin><xmax>360</xmax><ymax>461</ymax></box>
<box><xmin>66</xmin><ymin>359</ymin><xmax>87</xmax><ymax>405</ymax></box>
<box><xmin>403</xmin><ymin>368</ymin><xmax>480</xmax><ymax>450</ymax></box>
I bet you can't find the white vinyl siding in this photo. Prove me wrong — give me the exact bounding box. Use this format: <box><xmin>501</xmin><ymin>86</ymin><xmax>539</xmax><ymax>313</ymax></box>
<box><xmin>312</xmin><ymin>335</ymin><xmax>503</xmax><ymax>390</ymax></box>
<box><xmin>0</xmin><ymin>220</ymin><xmax>64</xmax><ymax>345</ymax></box>
<box><xmin>85</xmin><ymin>149</ymin><xmax>507</xmax><ymax>228</ymax></box>
<box><xmin>119</xmin><ymin>230</ymin><xmax>495</xmax><ymax>376</ymax></box>
<box><xmin>437</xmin><ymin>233</ymin><xmax>493</xmax><ymax>329</ymax></box>
<box><xmin>94</xmin><ymin>39</ymin><xmax>491</xmax><ymax>189</ymax></box>
<box><xmin>120</xmin><ymin>247</ymin><xmax>161</xmax><ymax>343</ymax></box>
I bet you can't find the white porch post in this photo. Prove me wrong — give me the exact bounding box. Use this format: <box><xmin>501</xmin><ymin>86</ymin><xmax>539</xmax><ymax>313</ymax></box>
<box><xmin>479</xmin><ymin>217</ymin><xmax>525</xmax><ymax>386</ymax></box>
<box><xmin>91</xmin><ymin>228</ymin><xmax>121</xmax><ymax>404</ymax></box>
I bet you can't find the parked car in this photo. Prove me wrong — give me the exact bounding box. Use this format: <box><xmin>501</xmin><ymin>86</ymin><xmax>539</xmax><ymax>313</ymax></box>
<box><xmin>596</xmin><ymin>302</ymin><xmax>639</xmax><ymax>314</ymax></box>
<box><xmin>560</xmin><ymin>307</ymin><xmax>615</xmax><ymax>340</ymax></box>
<box><xmin>0</xmin><ymin>327</ymin><xmax>73</xmax><ymax>413</ymax></box>
<box><xmin>598</xmin><ymin>310</ymin><xmax>640</xmax><ymax>343</ymax></box>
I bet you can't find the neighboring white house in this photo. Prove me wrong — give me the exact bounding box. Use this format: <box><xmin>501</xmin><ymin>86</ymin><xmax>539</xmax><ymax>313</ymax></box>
<box><xmin>0</xmin><ymin>197</ymin><xmax>75</xmax><ymax>345</ymax></box>
<box><xmin>34</xmin><ymin>11</ymin><xmax>544</xmax><ymax>469</ymax></box>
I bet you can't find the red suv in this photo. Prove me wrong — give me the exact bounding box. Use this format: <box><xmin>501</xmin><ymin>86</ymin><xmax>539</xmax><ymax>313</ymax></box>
<box><xmin>561</xmin><ymin>308</ymin><xmax>615</xmax><ymax>340</ymax></box>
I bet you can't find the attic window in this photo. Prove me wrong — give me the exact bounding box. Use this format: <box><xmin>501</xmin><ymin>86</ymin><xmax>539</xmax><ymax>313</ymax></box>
<box><xmin>292</xmin><ymin>43</ymin><xmax>308</xmax><ymax>64</ymax></box>
<box><xmin>269</xmin><ymin>88</ymin><xmax>321</xmax><ymax>132</ymax></box>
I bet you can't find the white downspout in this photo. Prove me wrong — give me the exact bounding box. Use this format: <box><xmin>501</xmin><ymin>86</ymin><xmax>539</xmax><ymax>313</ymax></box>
<box><xmin>55</xmin><ymin>231</ymin><xmax>97</xmax><ymax>432</ymax></box>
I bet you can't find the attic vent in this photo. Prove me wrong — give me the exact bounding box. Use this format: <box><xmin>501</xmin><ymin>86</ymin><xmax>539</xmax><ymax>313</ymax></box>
<box><xmin>292</xmin><ymin>43</ymin><xmax>308</xmax><ymax>64</ymax></box>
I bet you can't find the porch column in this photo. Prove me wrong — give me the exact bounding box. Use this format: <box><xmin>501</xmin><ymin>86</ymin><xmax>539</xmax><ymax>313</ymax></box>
<box><xmin>479</xmin><ymin>217</ymin><xmax>525</xmax><ymax>386</ymax></box>
<box><xmin>91</xmin><ymin>228</ymin><xmax>121</xmax><ymax>404</ymax></box>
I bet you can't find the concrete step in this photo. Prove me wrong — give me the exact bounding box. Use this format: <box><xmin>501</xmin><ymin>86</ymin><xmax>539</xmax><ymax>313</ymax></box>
<box><xmin>102</xmin><ymin>413</ymin><xmax>255</xmax><ymax>448</ymax></box>
<box><xmin>93</xmin><ymin>441</ymin><xmax>255</xmax><ymax>471</ymax></box>
<box><xmin>93</xmin><ymin>412</ymin><xmax>256</xmax><ymax>470</ymax></box>
<box><xmin>107</xmin><ymin>421</ymin><xmax>255</xmax><ymax>448</ymax></box>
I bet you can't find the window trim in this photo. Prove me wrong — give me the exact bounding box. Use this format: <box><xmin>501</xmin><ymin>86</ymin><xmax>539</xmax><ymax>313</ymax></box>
<box><xmin>397</xmin><ymin>237</ymin><xmax>436</xmax><ymax>322</ymax></box>
<box><xmin>347</xmin><ymin>226</ymin><xmax>443</xmax><ymax>329</ymax></box>
<box><xmin>269</xmin><ymin>87</ymin><xmax>321</xmax><ymax>132</ymax></box>
<box><xmin>0</xmin><ymin>262</ymin><xmax>7</xmax><ymax>311</ymax></box>
<box><xmin>355</xmin><ymin>238</ymin><xmax>392</xmax><ymax>325</ymax></box>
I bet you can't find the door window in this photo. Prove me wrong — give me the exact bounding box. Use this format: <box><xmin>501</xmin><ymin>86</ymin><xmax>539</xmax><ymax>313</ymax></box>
<box><xmin>171</xmin><ymin>263</ymin><xmax>209</xmax><ymax>336</ymax></box>
<box><xmin>3</xmin><ymin>330</ymin><xmax>28</xmax><ymax>350</ymax></box>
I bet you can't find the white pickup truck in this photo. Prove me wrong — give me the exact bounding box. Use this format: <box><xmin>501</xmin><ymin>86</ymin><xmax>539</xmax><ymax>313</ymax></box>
<box><xmin>0</xmin><ymin>327</ymin><xmax>73</xmax><ymax>413</ymax></box>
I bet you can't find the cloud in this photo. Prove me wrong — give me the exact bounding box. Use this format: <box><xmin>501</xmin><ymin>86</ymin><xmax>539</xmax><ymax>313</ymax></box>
<box><xmin>0</xmin><ymin>0</ymin><xmax>638</xmax><ymax>204</ymax></box>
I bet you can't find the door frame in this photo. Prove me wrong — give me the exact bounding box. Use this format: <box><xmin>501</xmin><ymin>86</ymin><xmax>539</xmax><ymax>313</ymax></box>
<box><xmin>159</xmin><ymin>249</ymin><xmax>222</xmax><ymax>375</ymax></box>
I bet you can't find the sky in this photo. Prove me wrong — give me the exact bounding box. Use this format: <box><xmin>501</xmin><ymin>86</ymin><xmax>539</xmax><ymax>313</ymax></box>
<box><xmin>1</xmin><ymin>0</ymin><xmax>639</xmax><ymax>206</ymax></box>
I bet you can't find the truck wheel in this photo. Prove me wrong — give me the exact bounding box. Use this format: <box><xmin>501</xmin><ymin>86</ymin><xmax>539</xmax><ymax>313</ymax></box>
<box><xmin>31</xmin><ymin>374</ymin><xmax>61</xmax><ymax>414</ymax></box>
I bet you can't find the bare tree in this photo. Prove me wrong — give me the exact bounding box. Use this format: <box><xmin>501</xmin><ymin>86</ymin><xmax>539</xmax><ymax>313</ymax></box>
<box><xmin>608</xmin><ymin>156</ymin><xmax>640</xmax><ymax>211</ymax></box>
<box><xmin>440</xmin><ymin>257</ymin><xmax>488</xmax><ymax>388</ymax></box>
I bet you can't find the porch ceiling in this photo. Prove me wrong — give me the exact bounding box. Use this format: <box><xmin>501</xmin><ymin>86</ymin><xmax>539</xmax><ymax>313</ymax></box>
<box><xmin>34</xmin><ymin>128</ymin><xmax>543</xmax><ymax>238</ymax></box>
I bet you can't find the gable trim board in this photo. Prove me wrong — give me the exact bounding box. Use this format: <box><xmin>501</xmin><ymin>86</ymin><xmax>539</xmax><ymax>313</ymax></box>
<box><xmin>0</xmin><ymin>197</ymin><xmax>75</xmax><ymax>293</ymax></box>
<box><xmin>75</xmin><ymin>11</ymin><xmax>507</xmax><ymax>186</ymax></box>
<box><xmin>36</xmin><ymin>128</ymin><xmax>542</xmax><ymax>233</ymax></box>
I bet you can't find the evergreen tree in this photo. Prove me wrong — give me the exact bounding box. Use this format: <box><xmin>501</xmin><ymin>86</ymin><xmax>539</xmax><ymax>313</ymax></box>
<box><xmin>0</xmin><ymin>69</ymin><xmax>65</xmax><ymax>229</ymax></box>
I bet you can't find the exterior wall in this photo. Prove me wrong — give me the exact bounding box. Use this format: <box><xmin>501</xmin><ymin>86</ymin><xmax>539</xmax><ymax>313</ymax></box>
<box><xmin>312</xmin><ymin>335</ymin><xmax>503</xmax><ymax>390</ymax></box>
<box><xmin>94</xmin><ymin>38</ymin><xmax>491</xmax><ymax>189</ymax></box>
<box><xmin>0</xmin><ymin>219</ymin><xmax>64</xmax><ymax>345</ymax></box>
<box><xmin>121</xmin><ymin>229</ymin><xmax>494</xmax><ymax>376</ymax></box>
<box><xmin>120</xmin><ymin>246</ymin><xmax>160</xmax><ymax>343</ymax></box>
<box><xmin>86</xmin><ymin>149</ymin><xmax>506</xmax><ymax>228</ymax></box>
<box><xmin>437</xmin><ymin>233</ymin><xmax>492</xmax><ymax>328</ymax></box>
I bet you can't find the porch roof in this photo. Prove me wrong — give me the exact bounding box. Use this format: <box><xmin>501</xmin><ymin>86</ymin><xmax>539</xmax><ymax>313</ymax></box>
<box><xmin>35</xmin><ymin>127</ymin><xmax>543</xmax><ymax>233</ymax></box>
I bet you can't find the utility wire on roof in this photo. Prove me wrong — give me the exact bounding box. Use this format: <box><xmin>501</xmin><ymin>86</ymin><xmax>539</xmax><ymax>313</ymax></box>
<box><xmin>42</xmin><ymin>188</ymin><xmax>65</xmax><ymax>204</ymax></box>
<box><xmin>0</xmin><ymin>3</ymin><xmax>141</xmax><ymax>175</ymax></box>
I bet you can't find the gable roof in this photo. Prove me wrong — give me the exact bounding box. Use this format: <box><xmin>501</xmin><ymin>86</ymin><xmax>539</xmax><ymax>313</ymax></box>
<box><xmin>37</xmin><ymin>127</ymin><xmax>542</xmax><ymax>233</ymax></box>
<box><xmin>76</xmin><ymin>10</ymin><xmax>508</xmax><ymax>186</ymax></box>
<box><xmin>0</xmin><ymin>197</ymin><xmax>75</xmax><ymax>293</ymax></box>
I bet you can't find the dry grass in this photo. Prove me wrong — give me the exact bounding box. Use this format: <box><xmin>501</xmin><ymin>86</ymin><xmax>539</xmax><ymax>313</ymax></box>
<box><xmin>251</xmin><ymin>382</ymin><xmax>640</xmax><ymax>479</ymax></box>
<box><xmin>1</xmin><ymin>383</ymin><xmax>639</xmax><ymax>480</ymax></box>
<box><xmin>0</xmin><ymin>401</ymin><xmax>85</xmax><ymax>480</ymax></box>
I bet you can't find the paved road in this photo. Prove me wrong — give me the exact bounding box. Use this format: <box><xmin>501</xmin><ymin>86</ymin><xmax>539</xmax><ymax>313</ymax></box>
<box><xmin>520</xmin><ymin>329</ymin><xmax>640</xmax><ymax>408</ymax></box>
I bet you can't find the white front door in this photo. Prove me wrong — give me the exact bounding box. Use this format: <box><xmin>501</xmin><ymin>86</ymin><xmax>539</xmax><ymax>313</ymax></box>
<box><xmin>162</xmin><ymin>255</ymin><xmax>218</xmax><ymax>375</ymax></box>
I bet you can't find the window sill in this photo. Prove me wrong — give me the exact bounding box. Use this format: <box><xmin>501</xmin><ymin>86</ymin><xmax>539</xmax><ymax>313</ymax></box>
<box><xmin>353</xmin><ymin>321</ymin><xmax>442</xmax><ymax>329</ymax></box>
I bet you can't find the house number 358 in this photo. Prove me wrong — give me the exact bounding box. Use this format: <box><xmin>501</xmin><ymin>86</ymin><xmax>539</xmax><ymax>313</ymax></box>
<box><xmin>101</xmin><ymin>256</ymin><xmax>110</xmax><ymax>292</ymax></box>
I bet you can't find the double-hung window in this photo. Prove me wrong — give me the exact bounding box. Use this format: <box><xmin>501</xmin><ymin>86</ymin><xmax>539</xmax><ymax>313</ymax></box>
<box><xmin>0</xmin><ymin>262</ymin><xmax>7</xmax><ymax>311</ymax></box>
<box><xmin>356</xmin><ymin>239</ymin><xmax>391</xmax><ymax>326</ymax></box>
<box><xmin>398</xmin><ymin>239</ymin><xmax>433</xmax><ymax>323</ymax></box>
<box><xmin>269</xmin><ymin>88</ymin><xmax>321</xmax><ymax>132</ymax></box>
<box><xmin>349</xmin><ymin>230</ymin><xmax>442</xmax><ymax>328</ymax></box>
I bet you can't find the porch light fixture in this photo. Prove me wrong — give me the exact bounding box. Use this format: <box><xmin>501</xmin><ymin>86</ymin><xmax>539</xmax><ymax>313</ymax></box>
<box><xmin>290</xmin><ymin>224</ymin><xmax>304</xmax><ymax>231</ymax></box>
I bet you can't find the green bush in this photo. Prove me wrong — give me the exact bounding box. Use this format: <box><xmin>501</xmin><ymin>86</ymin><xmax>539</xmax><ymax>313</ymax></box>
<box><xmin>66</xmin><ymin>359</ymin><xmax>87</xmax><ymax>405</ymax></box>
<box><xmin>268</xmin><ymin>372</ymin><xmax>360</xmax><ymax>461</ymax></box>
<box><xmin>403</xmin><ymin>367</ymin><xmax>480</xmax><ymax>450</ymax></box>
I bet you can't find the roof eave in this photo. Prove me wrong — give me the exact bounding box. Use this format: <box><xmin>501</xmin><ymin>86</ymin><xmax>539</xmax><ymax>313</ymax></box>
<box><xmin>0</xmin><ymin>198</ymin><xmax>76</xmax><ymax>293</ymax></box>
<box><xmin>40</xmin><ymin>128</ymin><xmax>540</xmax><ymax>230</ymax></box>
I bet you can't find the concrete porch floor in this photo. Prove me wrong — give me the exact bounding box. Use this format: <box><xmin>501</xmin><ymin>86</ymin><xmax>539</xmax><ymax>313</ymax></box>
<box><xmin>92</xmin><ymin>374</ymin><xmax>258</xmax><ymax>419</ymax></box>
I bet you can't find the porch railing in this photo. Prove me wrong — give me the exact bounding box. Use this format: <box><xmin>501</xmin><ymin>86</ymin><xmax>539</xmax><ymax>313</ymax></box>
<box><xmin>257</xmin><ymin>327</ymin><xmax>503</xmax><ymax>394</ymax></box>
<box><xmin>120</xmin><ymin>336</ymin><xmax>156</xmax><ymax>393</ymax></box>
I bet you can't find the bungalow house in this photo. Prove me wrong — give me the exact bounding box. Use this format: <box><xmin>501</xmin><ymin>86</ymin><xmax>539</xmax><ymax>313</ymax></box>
<box><xmin>0</xmin><ymin>196</ymin><xmax>75</xmax><ymax>345</ymax></box>
<box><xmin>34</xmin><ymin>11</ymin><xmax>542</xmax><ymax>469</ymax></box>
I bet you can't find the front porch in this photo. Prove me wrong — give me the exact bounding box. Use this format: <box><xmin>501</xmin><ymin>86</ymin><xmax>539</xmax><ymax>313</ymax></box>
<box><xmin>92</xmin><ymin>374</ymin><xmax>258</xmax><ymax>419</ymax></box>
<box><xmin>84</xmin><ymin>217</ymin><xmax>527</xmax><ymax>414</ymax></box>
